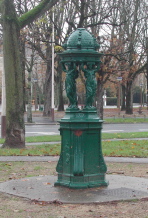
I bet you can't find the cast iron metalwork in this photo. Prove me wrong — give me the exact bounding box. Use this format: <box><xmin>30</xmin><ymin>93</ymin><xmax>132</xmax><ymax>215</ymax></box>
<box><xmin>62</xmin><ymin>62</ymin><xmax>78</xmax><ymax>109</ymax></box>
<box><xmin>55</xmin><ymin>28</ymin><xmax>108</xmax><ymax>189</ymax></box>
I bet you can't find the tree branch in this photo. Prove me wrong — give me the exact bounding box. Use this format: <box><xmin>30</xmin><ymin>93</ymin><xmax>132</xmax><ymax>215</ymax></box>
<box><xmin>132</xmin><ymin>63</ymin><xmax>147</xmax><ymax>80</ymax></box>
<box><xmin>66</xmin><ymin>18</ymin><xmax>76</xmax><ymax>30</ymax></box>
<box><xmin>86</xmin><ymin>20</ymin><xmax>126</xmax><ymax>28</ymax></box>
<box><xmin>18</xmin><ymin>0</ymin><xmax>59</xmax><ymax>29</ymax></box>
<box><xmin>27</xmin><ymin>41</ymin><xmax>46</xmax><ymax>61</ymax></box>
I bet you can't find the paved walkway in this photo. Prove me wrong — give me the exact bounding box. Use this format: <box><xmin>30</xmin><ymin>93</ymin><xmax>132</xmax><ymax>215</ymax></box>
<box><xmin>0</xmin><ymin>174</ymin><xmax>147</xmax><ymax>203</ymax></box>
<box><xmin>0</xmin><ymin>155</ymin><xmax>148</xmax><ymax>163</ymax></box>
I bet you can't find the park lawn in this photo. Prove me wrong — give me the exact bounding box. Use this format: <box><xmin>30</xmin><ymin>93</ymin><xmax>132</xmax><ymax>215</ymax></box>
<box><xmin>101</xmin><ymin>131</ymin><xmax>148</xmax><ymax>139</ymax></box>
<box><xmin>0</xmin><ymin>135</ymin><xmax>61</xmax><ymax>144</ymax></box>
<box><xmin>0</xmin><ymin>144</ymin><xmax>60</xmax><ymax>156</ymax></box>
<box><xmin>26</xmin><ymin>135</ymin><xmax>61</xmax><ymax>143</ymax></box>
<box><xmin>0</xmin><ymin>139</ymin><xmax>147</xmax><ymax>157</ymax></box>
<box><xmin>25</xmin><ymin>132</ymin><xmax>148</xmax><ymax>142</ymax></box>
<box><xmin>102</xmin><ymin>140</ymin><xmax>148</xmax><ymax>157</ymax></box>
<box><xmin>0</xmin><ymin>132</ymin><xmax>147</xmax><ymax>144</ymax></box>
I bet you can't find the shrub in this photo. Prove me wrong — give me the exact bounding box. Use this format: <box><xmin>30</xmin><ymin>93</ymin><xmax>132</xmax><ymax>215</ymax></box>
<box><xmin>107</xmin><ymin>97</ymin><xmax>117</xmax><ymax>105</ymax></box>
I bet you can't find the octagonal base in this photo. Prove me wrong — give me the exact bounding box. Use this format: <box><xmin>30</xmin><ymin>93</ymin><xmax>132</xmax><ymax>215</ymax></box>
<box><xmin>55</xmin><ymin>174</ymin><xmax>108</xmax><ymax>189</ymax></box>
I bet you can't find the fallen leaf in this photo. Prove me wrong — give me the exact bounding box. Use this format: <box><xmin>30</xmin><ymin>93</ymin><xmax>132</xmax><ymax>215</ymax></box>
<box><xmin>43</xmin><ymin>182</ymin><xmax>51</xmax><ymax>185</ymax></box>
<box><xmin>13</xmin><ymin>210</ymin><xmax>19</xmax><ymax>213</ymax></box>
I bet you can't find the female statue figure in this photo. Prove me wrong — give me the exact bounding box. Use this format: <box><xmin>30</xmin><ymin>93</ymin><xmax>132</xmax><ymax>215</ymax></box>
<box><xmin>63</xmin><ymin>62</ymin><xmax>78</xmax><ymax>109</ymax></box>
<box><xmin>81</xmin><ymin>62</ymin><xmax>98</xmax><ymax>109</ymax></box>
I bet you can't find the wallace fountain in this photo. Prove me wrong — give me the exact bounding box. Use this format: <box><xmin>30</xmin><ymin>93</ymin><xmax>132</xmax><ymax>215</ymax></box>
<box><xmin>54</xmin><ymin>28</ymin><xmax>108</xmax><ymax>189</ymax></box>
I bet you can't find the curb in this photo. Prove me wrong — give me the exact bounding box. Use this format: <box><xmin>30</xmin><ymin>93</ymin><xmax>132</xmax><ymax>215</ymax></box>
<box><xmin>0</xmin><ymin>156</ymin><xmax>148</xmax><ymax>163</ymax></box>
<box><xmin>25</xmin><ymin>122</ymin><xmax>59</xmax><ymax>125</ymax></box>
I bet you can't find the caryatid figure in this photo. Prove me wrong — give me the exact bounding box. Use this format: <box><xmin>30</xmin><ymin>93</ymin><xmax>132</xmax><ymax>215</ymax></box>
<box><xmin>81</xmin><ymin>62</ymin><xmax>99</xmax><ymax>109</ymax></box>
<box><xmin>62</xmin><ymin>62</ymin><xmax>79</xmax><ymax>109</ymax></box>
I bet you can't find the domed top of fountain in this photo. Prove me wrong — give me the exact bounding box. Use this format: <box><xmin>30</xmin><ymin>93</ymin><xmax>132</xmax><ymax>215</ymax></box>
<box><xmin>62</xmin><ymin>28</ymin><xmax>100</xmax><ymax>52</ymax></box>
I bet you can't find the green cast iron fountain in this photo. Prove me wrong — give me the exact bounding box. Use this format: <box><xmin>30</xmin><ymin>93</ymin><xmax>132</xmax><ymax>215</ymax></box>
<box><xmin>54</xmin><ymin>28</ymin><xmax>108</xmax><ymax>189</ymax></box>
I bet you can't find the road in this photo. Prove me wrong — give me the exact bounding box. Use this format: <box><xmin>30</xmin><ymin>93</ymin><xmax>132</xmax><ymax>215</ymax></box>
<box><xmin>22</xmin><ymin>123</ymin><xmax>148</xmax><ymax>137</ymax></box>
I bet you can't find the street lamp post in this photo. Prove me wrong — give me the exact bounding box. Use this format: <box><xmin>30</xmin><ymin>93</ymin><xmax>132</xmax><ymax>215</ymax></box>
<box><xmin>103</xmin><ymin>90</ymin><xmax>106</xmax><ymax>106</ymax></box>
<box><xmin>1</xmin><ymin>58</ymin><xmax>6</xmax><ymax>138</ymax></box>
<box><xmin>51</xmin><ymin>9</ymin><xmax>55</xmax><ymax>122</ymax></box>
<box><xmin>146</xmin><ymin>37</ymin><xmax>148</xmax><ymax>110</ymax></box>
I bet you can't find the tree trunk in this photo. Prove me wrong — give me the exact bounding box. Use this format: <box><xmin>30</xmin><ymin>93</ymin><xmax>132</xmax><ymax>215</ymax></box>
<box><xmin>2</xmin><ymin>0</ymin><xmax>25</xmax><ymax>148</ymax></box>
<box><xmin>121</xmin><ymin>84</ymin><xmax>126</xmax><ymax>111</ymax></box>
<box><xmin>126</xmin><ymin>80</ymin><xmax>133</xmax><ymax>114</ymax></box>
<box><xmin>57</xmin><ymin>61</ymin><xmax>64</xmax><ymax>111</ymax></box>
<box><xmin>96</xmin><ymin>77</ymin><xmax>104</xmax><ymax>119</ymax></box>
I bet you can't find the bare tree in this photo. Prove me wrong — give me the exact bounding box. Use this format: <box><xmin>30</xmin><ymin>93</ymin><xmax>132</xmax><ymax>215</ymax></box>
<box><xmin>1</xmin><ymin>0</ymin><xmax>59</xmax><ymax>148</ymax></box>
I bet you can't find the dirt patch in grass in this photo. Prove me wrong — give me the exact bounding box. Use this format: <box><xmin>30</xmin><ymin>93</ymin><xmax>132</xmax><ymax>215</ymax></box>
<box><xmin>0</xmin><ymin>193</ymin><xmax>147</xmax><ymax>218</ymax></box>
<box><xmin>0</xmin><ymin>162</ymin><xmax>56</xmax><ymax>182</ymax></box>
<box><xmin>107</xmin><ymin>162</ymin><xmax>148</xmax><ymax>178</ymax></box>
<box><xmin>0</xmin><ymin>161</ymin><xmax>148</xmax><ymax>218</ymax></box>
<box><xmin>0</xmin><ymin>162</ymin><xmax>148</xmax><ymax>182</ymax></box>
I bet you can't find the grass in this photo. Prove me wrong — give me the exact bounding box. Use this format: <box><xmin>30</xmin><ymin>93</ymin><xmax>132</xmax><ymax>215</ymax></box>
<box><xmin>0</xmin><ymin>139</ymin><xmax>147</xmax><ymax>157</ymax></box>
<box><xmin>0</xmin><ymin>132</ymin><xmax>147</xmax><ymax>145</ymax></box>
<box><xmin>102</xmin><ymin>131</ymin><xmax>148</xmax><ymax>139</ymax></box>
<box><xmin>25</xmin><ymin>135</ymin><xmax>61</xmax><ymax>143</ymax></box>
<box><xmin>103</xmin><ymin>140</ymin><xmax>148</xmax><ymax>157</ymax></box>
<box><xmin>0</xmin><ymin>144</ymin><xmax>60</xmax><ymax>156</ymax></box>
<box><xmin>25</xmin><ymin>132</ymin><xmax>148</xmax><ymax>142</ymax></box>
<box><xmin>0</xmin><ymin>131</ymin><xmax>147</xmax><ymax>157</ymax></box>
<box><xmin>0</xmin><ymin>135</ymin><xmax>61</xmax><ymax>144</ymax></box>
